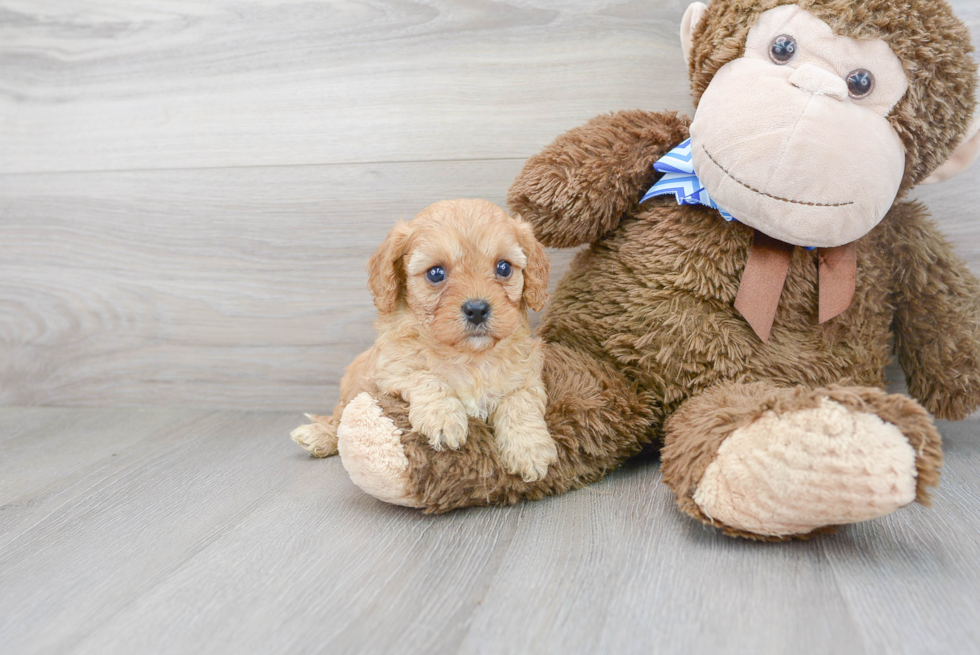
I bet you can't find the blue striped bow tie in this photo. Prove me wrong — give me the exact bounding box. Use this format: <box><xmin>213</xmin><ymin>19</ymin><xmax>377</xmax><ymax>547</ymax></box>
<box><xmin>640</xmin><ymin>138</ymin><xmax>735</xmax><ymax>221</ymax></box>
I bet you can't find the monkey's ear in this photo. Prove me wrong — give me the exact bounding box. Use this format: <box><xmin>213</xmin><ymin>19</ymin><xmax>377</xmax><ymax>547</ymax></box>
<box><xmin>367</xmin><ymin>221</ymin><xmax>412</xmax><ymax>314</ymax></box>
<box><xmin>923</xmin><ymin>116</ymin><xmax>980</xmax><ymax>185</ymax></box>
<box><xmin>681</xmin><ymin>2</ymin><xmax>708</xmax><ymax>66</ymax></box>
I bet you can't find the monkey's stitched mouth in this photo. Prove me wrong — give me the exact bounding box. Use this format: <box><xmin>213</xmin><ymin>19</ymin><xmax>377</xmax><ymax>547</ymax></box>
<box><xmin>702</xmin><ymin>145</ymin><xmax>853</xmax><ymax>208</ymax></box>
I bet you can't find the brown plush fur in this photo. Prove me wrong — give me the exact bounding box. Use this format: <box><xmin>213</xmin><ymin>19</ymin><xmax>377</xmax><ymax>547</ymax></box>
<box><xmin>375</xmin><ymin>108</ymin><xmax>979</xmax><ymax>520</ymax></box>
<box><xmin>508</xmin><ymin>110</ymin><xmax>692</xmax><ymax>248</ymax></box>
<box><xmin>346</xmin><ymin>1</ymin><xmax>980</xmax><ymax>538</ymax></box>
<box><xmin>891</xmin><ymin>213</ymin><xmax>980</xmax><ymax>420</ymax></box>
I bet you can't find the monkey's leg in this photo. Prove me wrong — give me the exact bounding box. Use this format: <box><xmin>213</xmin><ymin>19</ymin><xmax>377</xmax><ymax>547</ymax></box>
<box><xmin>336</xmin><ymin>342</ymin><xmax>658</xmax><ymax>512</ymax></box>
<box><xmin>660</xmin><ymin>381</ymin><xmax>942</xmax><ymax>540</ymax></box>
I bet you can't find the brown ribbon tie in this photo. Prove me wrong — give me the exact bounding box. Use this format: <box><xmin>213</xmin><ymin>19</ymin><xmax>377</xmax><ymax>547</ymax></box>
<box><xmin>733</xmin><ymin>230</ymin><xmax>857</xmax><ymax>343</ymax></box>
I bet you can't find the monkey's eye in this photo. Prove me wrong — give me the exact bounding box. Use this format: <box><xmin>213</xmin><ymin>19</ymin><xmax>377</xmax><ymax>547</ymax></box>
<box><xmin>496</xmin><ymin>261</ymin><xmax>513</xmax><ymax>278</ymax></box>
<box><xmin>426</xmin><ymin>266</ymin><xmax>446</xmax><ymax>283</ymax></box>
<box><xmin>769</xmin><ymin>35</ymin><xmax>798</xmax><ymax>65</ymax></box>
<box><xmin>846</xmin><ymin>69</ymin><xmax>875</xmax><ymax>99</ymax></box>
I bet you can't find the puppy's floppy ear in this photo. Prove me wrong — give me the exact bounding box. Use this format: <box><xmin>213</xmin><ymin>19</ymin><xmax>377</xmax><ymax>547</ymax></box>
<box><xmin>367</xmin><ymin>220</ymin><xmax>412</xmax><ymax>313</ymax></box>
<box><xmin>513</xmin><ymin>216</ymin><xmax>550</xmax><ymax>312</ymax></box>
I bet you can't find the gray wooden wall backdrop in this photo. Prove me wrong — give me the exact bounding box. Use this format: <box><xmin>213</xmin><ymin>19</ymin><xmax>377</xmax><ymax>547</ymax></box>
<box><xmin>2</xmin><ymin>0</ymin><xmax>979</xmax><ymax>410</ymax></box>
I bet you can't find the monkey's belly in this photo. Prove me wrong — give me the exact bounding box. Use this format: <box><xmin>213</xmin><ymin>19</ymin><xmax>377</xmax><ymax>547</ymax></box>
<box><xmin>539</xmin><ymin>210</ymin><xmax>893</xmax><ymax>405</ymax></box>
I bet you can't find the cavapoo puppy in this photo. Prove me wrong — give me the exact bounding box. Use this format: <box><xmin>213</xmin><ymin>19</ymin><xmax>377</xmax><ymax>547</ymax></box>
<box><xmin>291</xmin><ymin>199</ymin><xmax>558</xmax><ymax>481</ymax></box>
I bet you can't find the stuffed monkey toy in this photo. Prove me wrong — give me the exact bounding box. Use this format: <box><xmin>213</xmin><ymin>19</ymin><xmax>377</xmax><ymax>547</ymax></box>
<box><xmin>323</xmin><ymin>0</ymin><xmax>980</xmax><ymax>540</ymax></box>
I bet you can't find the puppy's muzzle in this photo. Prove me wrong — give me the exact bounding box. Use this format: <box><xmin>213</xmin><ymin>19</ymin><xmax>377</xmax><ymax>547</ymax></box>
<box><xmin>462</xmin><ymin>299</ymin><xmax>491</xmax><ymax>327</ymax></box>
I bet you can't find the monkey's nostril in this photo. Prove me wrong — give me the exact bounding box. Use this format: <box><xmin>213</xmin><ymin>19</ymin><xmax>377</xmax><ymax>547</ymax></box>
<box><xmin>462</xmin><ymin>299</ymin><xmax>491</xmax><ymax>325</ymax></box>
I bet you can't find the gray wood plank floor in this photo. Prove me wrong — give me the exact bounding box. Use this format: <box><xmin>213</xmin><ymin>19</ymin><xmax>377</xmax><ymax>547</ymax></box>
<box><xmin>2</xmin><ymin>408</ymin><xmax>979</xmax><ymax>655</ymax></box>
<box><xmin>4</xmin><ymin>3</ymin><xmax>980</xmax><ymax>652</ymax></box>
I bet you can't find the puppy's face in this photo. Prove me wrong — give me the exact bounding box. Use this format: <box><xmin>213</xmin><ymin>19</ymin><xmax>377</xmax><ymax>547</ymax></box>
<box><xmin>368</xmin><ymin>200</ymin><xmax>549</xmax><ymax>353</ymax></box>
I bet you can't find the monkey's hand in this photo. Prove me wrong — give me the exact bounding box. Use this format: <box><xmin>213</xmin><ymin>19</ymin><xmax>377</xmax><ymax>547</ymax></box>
<box><xmin>892</xmin><ymin>206</ymin><xmax>980</xmax><ymax>420</ymax></box>
<box><xmin>507</xmin><ymin>110</ymin><xmax>691</xmax><ymax>249</ymax></box>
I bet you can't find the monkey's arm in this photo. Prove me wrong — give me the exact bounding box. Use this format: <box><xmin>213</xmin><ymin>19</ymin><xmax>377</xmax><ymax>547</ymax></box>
<box><xmin>507</xmin><ymin>110</ymin><xmax>691</xmax><ymax>248</ymax></box>
<box><xmin>891</xmin><ymin>204</ymin><xmax>980</xmax><ymax>420</ymax></box>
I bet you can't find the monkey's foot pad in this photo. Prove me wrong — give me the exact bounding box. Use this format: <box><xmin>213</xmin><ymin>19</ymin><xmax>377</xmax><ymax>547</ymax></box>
<box><xmin>693</xmin><ymin>398</ymin><xmax>918</xmax><ymax>537</ymax></box>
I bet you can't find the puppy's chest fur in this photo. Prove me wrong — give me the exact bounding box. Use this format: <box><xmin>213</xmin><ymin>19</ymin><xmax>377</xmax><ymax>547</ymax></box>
<box><xmin>436</xmin><ymin>357</ymin><xmax>522</xmax><ymax>421</ymax></box>
<box><xmin>376</xmin><ymin>332</ymin><xmax>543</xmax><ymax>423</ymax></box>
<box><xmin>434</xmin><ymin>337</ymin><xmax>543</xmax><ymax>421</ymax></box>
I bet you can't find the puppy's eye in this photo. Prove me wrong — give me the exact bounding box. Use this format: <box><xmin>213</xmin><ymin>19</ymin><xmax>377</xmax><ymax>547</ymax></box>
<box><xmin>769</xmin><ymin>35</ymin><xmax>798</xmax><ymax>65</ymax></box>
<box><xmin>496</xmin><ymin>261</ymin><xmax>513</xmax><ymax>278</ymax></box>
<box><xmin>425</xmin><ymin>266</ymin><xmax>446</xmax><ymax>283</ymax></box>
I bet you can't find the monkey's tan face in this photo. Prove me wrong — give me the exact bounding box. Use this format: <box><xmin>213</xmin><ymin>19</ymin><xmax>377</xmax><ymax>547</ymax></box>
<box><xmin>689</xmin><ymin>5</ymin><xmax>910</xmax><ymax>247</ymax></box>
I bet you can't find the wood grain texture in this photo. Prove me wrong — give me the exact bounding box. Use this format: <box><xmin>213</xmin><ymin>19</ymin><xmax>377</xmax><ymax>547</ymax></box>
<box><xmin>0</xmin><ymin>0</ymin><xmax>699</xmax><ymax>174</ymax></box>
<box><xmin>0</xmin><ymin>408</ymin><xmax>978</xmax><ymax>654</ymax></box>
<box><xmin>0</xmin><ymin>164</ymin><xmax>975</xmax><ymax>410</ymax></box>
<box><xmin>0</xmin><ymin>0</ymin><xmax>979</xmax><ymax>409</ymax></box>
<box><xmin>0</xmin><ymin>160</ymin><xmax>579</xmax><ymax>409</ymax></box>
<box><xmin>2</xmin><ymin>0</ymin><xmax>976</xmax><ymax>174</ymax></box>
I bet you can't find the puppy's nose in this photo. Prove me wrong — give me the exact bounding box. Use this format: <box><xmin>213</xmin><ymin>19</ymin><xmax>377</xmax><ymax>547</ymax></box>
<box><xmin>462</xmin><ymin>299</ymin><xmax>491</xmax><ymax>325</ymax></box>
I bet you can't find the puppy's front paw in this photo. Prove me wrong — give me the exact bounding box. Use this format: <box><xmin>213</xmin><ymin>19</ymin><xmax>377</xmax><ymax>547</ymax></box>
<box><xmin>409</xmin><ymin>398</ymin><xmax>469</xmax><ymax>450</ymax></box>
<box><xmin>496</xmin><ymin>425</ymin><xmax>558</xmax><ymax>482</ymax></box>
